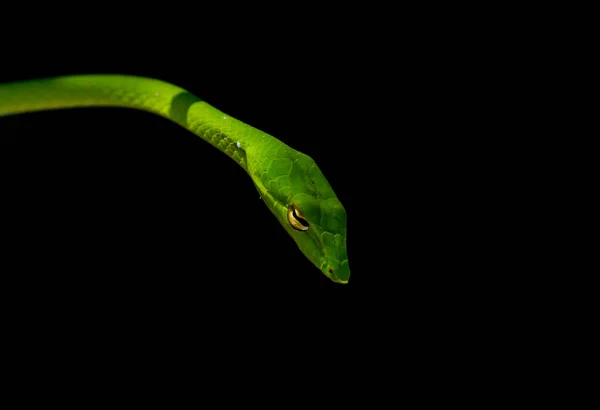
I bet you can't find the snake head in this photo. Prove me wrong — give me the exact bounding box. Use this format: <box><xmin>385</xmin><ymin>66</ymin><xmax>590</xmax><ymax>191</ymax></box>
<box><xmin>248</xmin><ymin>144</ymin><xmax>350</xmax><ymax>284</ymax></box>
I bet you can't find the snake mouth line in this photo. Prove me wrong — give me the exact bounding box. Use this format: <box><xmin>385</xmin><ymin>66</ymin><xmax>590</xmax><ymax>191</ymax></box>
<box><xmin>325</xmin><ymin>271</ymin><xmax>348</xmax><ymax>284</ymax></box>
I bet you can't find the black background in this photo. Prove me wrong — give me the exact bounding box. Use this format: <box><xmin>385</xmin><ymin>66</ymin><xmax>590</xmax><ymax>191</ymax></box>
<box><xmin>0</xmin><ymin>6</ymin><xmax>531</xmax><ymax>399</ymax></box>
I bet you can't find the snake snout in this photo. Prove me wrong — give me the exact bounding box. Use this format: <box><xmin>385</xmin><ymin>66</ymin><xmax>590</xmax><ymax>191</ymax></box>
<box><xmin>322</xmin><ymin>259</ymin><xmax>350</xmax><ymax>284</ymax></box>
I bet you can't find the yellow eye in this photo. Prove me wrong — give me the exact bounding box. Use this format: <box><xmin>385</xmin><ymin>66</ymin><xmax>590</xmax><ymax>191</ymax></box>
<box><xmin>287</xmin><ymin>204</ymin><xmax>309</xmax><ymax>231</ymax></box>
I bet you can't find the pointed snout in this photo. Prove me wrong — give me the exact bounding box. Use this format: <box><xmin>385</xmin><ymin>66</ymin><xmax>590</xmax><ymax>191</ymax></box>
<box><xmin>322</xmin><ymin>259</ymin><xmax>350</xmax><ymax>284</ymax></box>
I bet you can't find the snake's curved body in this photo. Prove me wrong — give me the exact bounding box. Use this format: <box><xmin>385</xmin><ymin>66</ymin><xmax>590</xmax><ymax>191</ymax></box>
<box><xmin>0</xmin><ymin>75</ymin><xmax>349</xmax><ymax>283</ymax></box>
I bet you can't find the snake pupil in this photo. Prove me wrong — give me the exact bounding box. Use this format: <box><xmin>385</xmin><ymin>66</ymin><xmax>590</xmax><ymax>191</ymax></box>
<box><xmin>293</xmin><ymin>208</ymin><xmax>309</xmax><ymax>227</ymax></box>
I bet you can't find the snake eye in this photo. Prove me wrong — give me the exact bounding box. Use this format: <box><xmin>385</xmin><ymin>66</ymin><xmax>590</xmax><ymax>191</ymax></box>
<box><xmin>288</xmin><ymin>204</ymin><xmax>309</xmax><ymax>231</ymax></box>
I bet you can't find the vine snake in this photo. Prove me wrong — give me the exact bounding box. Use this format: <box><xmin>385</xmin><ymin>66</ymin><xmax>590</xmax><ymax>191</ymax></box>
<box><xmin>0</xmin><ymin>75</ymin><xmax>350</xmax><ymax>284</ymax></box>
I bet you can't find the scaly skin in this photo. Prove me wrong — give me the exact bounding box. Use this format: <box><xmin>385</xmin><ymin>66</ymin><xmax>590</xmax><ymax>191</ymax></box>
<box><xmin>0</xmin><ymin>75</ymin><xmax>350</xmax><ymax>283</ymax></box>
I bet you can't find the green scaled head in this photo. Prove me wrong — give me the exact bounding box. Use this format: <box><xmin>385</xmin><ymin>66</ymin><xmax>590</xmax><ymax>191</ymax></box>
<box><xmin>248</xmin><ymin>144</ymin><xmax>350</xmax><ymax>284</ymax></box>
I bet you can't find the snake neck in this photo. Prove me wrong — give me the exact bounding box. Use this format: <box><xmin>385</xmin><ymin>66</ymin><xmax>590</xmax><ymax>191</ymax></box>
<box><xmin>0</xmin><ymin>74</ymin><xmax>285</xmax><ymax>172</ymax></box>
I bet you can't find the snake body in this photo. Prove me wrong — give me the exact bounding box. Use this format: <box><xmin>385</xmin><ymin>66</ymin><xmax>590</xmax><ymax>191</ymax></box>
<box><xmin>0</xmin><ymin>75</ymin><xmax>349</xmax><ymax>283</ymax></box>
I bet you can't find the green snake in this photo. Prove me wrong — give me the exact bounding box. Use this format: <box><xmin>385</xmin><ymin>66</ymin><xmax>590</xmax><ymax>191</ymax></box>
<box><xmin>0</xmin><ymin>75</ymin><xmax>349</xmax><ymax>284</ymax></box>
